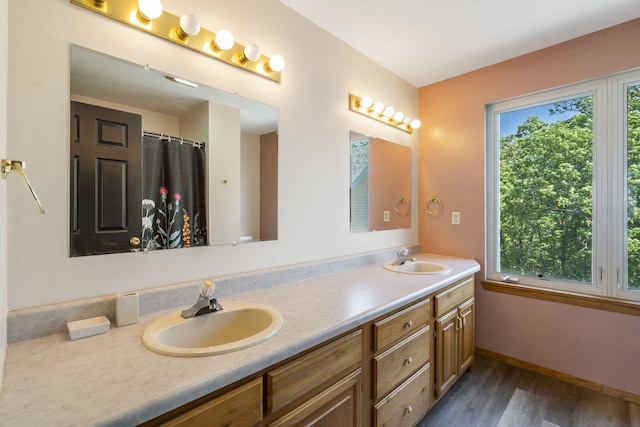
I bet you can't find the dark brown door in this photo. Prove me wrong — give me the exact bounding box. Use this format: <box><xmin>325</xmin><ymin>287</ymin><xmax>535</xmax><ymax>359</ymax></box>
<box><xmin>70</xmin><ymin>101</ymin><xmax>142</xmax><ymax>256</ymax></box>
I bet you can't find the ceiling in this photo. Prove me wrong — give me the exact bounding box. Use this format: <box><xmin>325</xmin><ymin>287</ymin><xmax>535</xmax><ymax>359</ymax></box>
<box><xmin>280</xmin><ymin>0</ymin><xmax>640</xmax><ymax>88</ymax></box>
<box><xmin>71</xmin><ymin>46</ymin><xmax>278</xmax><ymax>135</ymax></box>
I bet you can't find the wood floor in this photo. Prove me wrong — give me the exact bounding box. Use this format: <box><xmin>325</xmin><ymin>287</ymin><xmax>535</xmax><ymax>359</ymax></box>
<box><xmin>417</xmin><ymin>354</ymin><xmax>639</xmax><ymax>427</ymax></box>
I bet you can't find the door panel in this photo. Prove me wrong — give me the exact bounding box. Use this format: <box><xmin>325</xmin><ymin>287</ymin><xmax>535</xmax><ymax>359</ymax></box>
<box><xmin>70</xmin><ymin>101</ymin><xmax>142</xmax><ymax>256</ymax></box>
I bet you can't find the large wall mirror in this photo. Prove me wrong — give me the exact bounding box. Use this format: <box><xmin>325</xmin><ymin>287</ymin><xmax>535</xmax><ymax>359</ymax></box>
<box><xmin>70</xmin><ymin>45</ymin><xmax>278</xmax><ymax>256</ymax></box>
<box><xmin>350</xmin><ymin>130</ymin><xmax>411</xmax><ymax>232</ymax></box>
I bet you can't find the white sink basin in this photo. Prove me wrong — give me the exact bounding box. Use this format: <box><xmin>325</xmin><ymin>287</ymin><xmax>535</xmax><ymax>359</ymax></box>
<box><xmin>383</xmin><ymin>261</ymin><xmax>452</xmax><ymax>275</ymax></box>
<box><xmin>142</xmin><ymin>302</ymin><xmax>283</xmax><ymax>357</ymax></box>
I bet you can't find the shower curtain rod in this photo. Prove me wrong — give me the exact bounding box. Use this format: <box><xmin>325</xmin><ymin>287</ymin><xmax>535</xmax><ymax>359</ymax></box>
<box><xmin>143</xmin><ymin>131</ymin><xmax>205</xmax><ymax>148</ymax></box>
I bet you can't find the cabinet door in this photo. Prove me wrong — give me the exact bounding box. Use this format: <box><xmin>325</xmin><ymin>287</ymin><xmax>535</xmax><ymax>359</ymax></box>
<box><xmin>458</xmin><ymin>298</ymin><xmax>475</xmax><ymax>374</ymax></box>
<box><xmin>161</xmin><ymin>378</ymin><xmax>262</xmax><ymax>427</ymax></box>
<box><xmin>435</xmin><ymin>309</ymin><xmax>458</xmax><ymax>398</ymax></box>
<box><xmin>268</xmin><ymin>369</ymin><xmax>361</xmax><ymax>427</ymax></box>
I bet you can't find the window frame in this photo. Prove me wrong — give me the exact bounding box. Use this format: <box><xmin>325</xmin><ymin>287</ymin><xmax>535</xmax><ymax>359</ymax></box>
<box><xmin>486</xmin><ymin>70</ymin><xmax>640</xmax><ymax>302</ymax></box>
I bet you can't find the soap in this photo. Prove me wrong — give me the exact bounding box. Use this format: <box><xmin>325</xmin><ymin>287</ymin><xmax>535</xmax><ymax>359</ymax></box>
<box><xmin>66</xmin><ymin>316</ymin><xmax>110</xmax><ymax>340</ymax></box>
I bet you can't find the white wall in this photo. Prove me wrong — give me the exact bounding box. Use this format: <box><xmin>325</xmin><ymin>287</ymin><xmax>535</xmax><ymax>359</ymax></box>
<box><xmin>1</xmin><ymin>0</ymin><xmax>8</xmax><ymax>391</ymax></box>
<box><xmin>6</xmin><ymin>0</ymin><xmax>418</xmax><ymax>310</ymax></box>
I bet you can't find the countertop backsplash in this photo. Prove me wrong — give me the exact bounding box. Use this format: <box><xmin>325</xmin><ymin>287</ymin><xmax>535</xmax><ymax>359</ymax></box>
<box><xmin>7</xmin><ymin>244</ymin><xmax>421</xmax><ymax>343</ymax></box>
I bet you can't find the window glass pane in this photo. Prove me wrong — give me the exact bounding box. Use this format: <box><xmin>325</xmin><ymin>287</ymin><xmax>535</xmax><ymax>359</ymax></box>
<box><xmin>498</xmin><ymin>96</ymin><xmax>593</xmax><ymax>283</ymax></box>
<box><xmin>627</xmin><ymin>83</ymin><xmax>640</xmax><ymax>290</ymax></box>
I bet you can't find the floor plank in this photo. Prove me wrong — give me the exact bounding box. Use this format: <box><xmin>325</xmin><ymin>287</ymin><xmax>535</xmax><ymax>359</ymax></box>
<box><xmin>417</xmin><ymin>354</ymin><xmax>633</xmax><ymax>427</ymax></box>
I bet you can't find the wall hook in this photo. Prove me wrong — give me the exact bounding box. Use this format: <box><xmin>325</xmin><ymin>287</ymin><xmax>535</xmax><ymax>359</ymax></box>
<box><xmin>1</xmin><ymin>159</ymin><xmax>46</xmax><ymax>214</ymax></box>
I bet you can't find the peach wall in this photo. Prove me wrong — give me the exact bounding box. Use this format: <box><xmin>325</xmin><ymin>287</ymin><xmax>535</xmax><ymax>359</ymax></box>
<box><xmin>368</xmin><ymin>137</ymin><xmax>411</xmax><ymax>231</ymax></box>
<box><xmin>419</xmin><ymin>19</ymin><xmax>640</xmax><ymax>396</ymax></box>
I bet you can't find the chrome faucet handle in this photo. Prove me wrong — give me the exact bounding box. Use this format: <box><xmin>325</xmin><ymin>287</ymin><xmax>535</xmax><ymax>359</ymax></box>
<box><xmin>200</xmin><ymin>279</ymin><xmax>216</xmax><ymax>298</ymax></box>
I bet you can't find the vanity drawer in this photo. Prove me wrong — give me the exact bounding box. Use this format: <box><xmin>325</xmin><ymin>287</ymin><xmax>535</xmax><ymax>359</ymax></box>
<box><xmin>374</xmin><ymin>325</ymin><xmax>430</xmax><ymax>399</ymax></box>
<box><xmin>373</xmin><ymin>298</ymin><xmax>430</xmax><ymax>352</ymax></box>
<box><xmin>434</xmin><ymin>277</ymin><xmax>474</xmax><ymax>317</ymax></box>
<box><xmin>374</xmin><ymin>362</ymin><xmax>431</xmax><ymax>427</ymax></box>
<box><xmin>161</xmin><ymin>378</ymin><xmax>262</xmax><ymax>427</ymax></box>
<box><xmin>266</xmin><ymin>330</ymin><xmax>362</xmax><ymax>414</ymax></box>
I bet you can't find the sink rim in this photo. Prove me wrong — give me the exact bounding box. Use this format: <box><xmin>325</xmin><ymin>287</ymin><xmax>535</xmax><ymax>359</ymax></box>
<box><xmin>142</xmin><ymin>301</ymin><xmax>284</xmax><ymax>357</ymax></box>
<box><xmin>382</xmin><ymin>260</ymin><xmax>452</xmax><ymax>275</ymax></box>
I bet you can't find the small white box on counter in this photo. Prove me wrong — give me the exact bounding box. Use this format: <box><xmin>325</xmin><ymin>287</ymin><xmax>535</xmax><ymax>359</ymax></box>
<box><xmin>66</xmin><ymin>316</ymin><xmax>110</xmax><ymax>340</ymax></box>
<box><xmin>116</xmin><ymin>291</ymin><xmax>139</xmax><ymax>326</ymax></box>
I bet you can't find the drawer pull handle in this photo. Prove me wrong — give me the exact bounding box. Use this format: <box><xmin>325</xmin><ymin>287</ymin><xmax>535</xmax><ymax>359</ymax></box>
<box><xmin>405</xmin><ymin>405</ymin><xmax>413</xmax><ymax>414</ymax></box>
<box><xmin>405</xmin><ymin>356</ymin><xmax>413</xmax><ymax>365</ymax></box>
<box><xmin>405</xmin><ymin>320</ymin><xmax>413</xmax><ymax>329</ymax></box>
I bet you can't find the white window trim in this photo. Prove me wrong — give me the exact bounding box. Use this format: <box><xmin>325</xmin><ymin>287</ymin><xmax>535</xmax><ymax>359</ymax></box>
<box><xmin>486</xmin><ymin>70</ymin><xmax>640</xmax><ymax>302</ymax></box>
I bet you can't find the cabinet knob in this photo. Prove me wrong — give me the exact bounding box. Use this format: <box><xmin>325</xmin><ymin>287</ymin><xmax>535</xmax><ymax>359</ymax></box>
<box><xmin>405</xmin><ymin>356</ymin><xmax>413</xmax><ymax>365</ymax></box>
<box><xmin>405</xmin><ymin>320</ymin><xmax>413</xmax><ymax>329</ymax></box>
<box><xmin>405</xmin><ymin>405</ymin><xmax>413</xmax><ymax>414</ymax></box>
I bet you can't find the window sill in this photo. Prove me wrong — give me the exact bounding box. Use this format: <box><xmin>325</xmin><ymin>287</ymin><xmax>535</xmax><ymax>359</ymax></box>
<box><xmin>481</xmin><ymin>280</ymin><xmax>640</xmax><ymax>317</ymax></box>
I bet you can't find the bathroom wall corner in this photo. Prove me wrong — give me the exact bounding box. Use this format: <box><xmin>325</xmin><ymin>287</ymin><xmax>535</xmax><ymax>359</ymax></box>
<box><xmin>0</xmin><ymin>0</ymin><xmax>9</xmax><ymax>393</ymax></box>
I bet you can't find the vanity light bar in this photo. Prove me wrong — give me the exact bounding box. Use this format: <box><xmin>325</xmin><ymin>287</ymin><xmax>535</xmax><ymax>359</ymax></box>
<box><xmin>349</xmin><ymin>94</ymin><xmax>421</xmax><ymax>134</ymax></box>
<box><xmin>70</xmin><ymin>0</ymin><xmax>284</xmax><ymax>83</ymax></box>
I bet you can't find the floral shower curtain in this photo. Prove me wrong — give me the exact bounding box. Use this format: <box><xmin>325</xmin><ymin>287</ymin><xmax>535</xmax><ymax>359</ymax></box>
<box><xmin>141</xmin><ymin>133</ymin><xmax>207</xmax><ymax>251</ymax></box>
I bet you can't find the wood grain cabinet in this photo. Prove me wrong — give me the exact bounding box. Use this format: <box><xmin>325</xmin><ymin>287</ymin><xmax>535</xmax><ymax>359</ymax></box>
<box><xmin>158</xmin><ymin>378</ymin><xmax>263</xmax><ymax>427</ymax></box>
<box><xmin>266</xmin><ymin>330</ymin><xmax>362</xmax><ymax>426</ymax></box>
<box><xmin>371</xmin><ymin>298</ymin><xmax>433</xmax><ymax>427</ymax></box>
<box><xmin>434</xmin><ymin>276</ymin><xmax>475</xmax><ymax>399</ymax></box>
<box><xmin>142</xmin><ymin>274</ymin><xmax>477</xmax><ymax>427</ymax></box>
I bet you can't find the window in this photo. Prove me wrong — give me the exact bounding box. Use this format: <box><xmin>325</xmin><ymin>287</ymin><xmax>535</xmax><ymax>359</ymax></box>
<box><xmin>486</xmin><ymin>70</ymin><xmax>640</xmax><ymax>301</ymax></box>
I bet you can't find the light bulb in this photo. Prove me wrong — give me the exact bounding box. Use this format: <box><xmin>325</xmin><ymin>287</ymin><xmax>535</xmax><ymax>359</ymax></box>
<box><xmin>179</xmin><ymin>14</ymin><xmax>200</xmax><ymax>37</ymax></box>
<box><xmin>268</xmin><ymin>54</ymin><xmax>285</xmax><ymax>72</ymax></box>
<box><xmin>393</xmin><ymin>111</ymin><xmax>405</xmax><ymax>123</ymax></box>
<box><xmin>410</xmin><ymin>119</ymin><xmax>422</xmax><ymax>129</ymax></box>
<box><xmin>372</xmin><ymin>101</ymin><xmax>384</xmax><ymax>114</ymax></box>
<box><xmin>213</xmin><ymin>29</ymin><xmax>234</xmax><ymax>50</ymax></box>
<box><xmin>383</xmin><ymin>106</ymin><xmax>395</xmax><ymax>118</ymax></box>
<box><xmin>403</xmin><ymin>116</ymin><xmax>412</xmax><ymax>126</ymax></box>
<box><xmin>138</xmin><ymin>0</ymin><xmax>163</xmax><ymax>20</ymax></box>
<box><xmin>359</xmin><ymin>96</ymin><xmax>373</xmax><ymax>109</ymax></box>
<box><xmin>243</xmin><ymin>43</ymin><xmax>261</xmax><ymax>62</ymax></box>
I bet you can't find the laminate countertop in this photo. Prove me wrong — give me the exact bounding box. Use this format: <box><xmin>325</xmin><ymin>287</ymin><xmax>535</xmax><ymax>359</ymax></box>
<box><xmin>0</xmin><ymin>253</ymin><xmax>480</xmax><ymax>426</ymax></box>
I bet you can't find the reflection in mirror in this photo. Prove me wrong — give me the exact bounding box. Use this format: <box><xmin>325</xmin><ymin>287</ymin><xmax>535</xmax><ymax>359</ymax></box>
<box><xmin>70</xmin><ymin>45</ymin><xmax>278</xmax><ymax>256</ymax></box>
<box><xmin>350</xmin><ymin>131</ymin><xmax>411</xmax><ymax>232</ymax></box>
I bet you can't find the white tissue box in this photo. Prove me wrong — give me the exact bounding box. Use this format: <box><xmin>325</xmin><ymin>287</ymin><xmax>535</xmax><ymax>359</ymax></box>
<box><xmin>66</xmin><ymin>316</ymin><xmax>110</xmax><ymax>340</ymax></box>
<box><xmin>116</xmin><ymin>291</ymin><xmax>139</xmax><ymax>326</ymax></box>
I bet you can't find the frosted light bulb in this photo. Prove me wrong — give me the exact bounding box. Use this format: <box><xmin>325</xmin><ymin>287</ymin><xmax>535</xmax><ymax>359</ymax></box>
<box><xmin>243</xmin><ymin>43</ymin><xmax>261</xmax><ymax>62</ymax></box>
<box><xmin>410</xmin><ymin>119</ymin><xmax>422</xmax><ymax>129</ymax></box>
<box><xmin>214</xmin><ymin>29</ymin><xmax>234</xmax><ymax>50</ymax></box>
<box><xmin>383</xmin><ymin>106</ymin><xmax>395</xmax><ymax>118</ymax></box>
<box><xmin>268</xmin><ymin>54</ymin><xmax>286</xmax><ymax>72</ymax></box>
<box><xmin>179</xmin><ymin>14</ymin><xmax>200</xmax><ymax>37</ymax></box>
<box><xmin>393</xmin><ymin>111</ymin><xmax>405</xmax><ymax>123</ymax></box>
<box><xmin>359</xmin><ymin>96</ymin><xmax>373</xmax><ymax>109</ymax></box>
<box><xmin>372</xmin><ymin>101</ymin><xmax>384</xmax><ymax>114</ymax></box>
<box><xmin>403</xmin><ymin>116</ymin><xmax>412</xmax><ymax>126</ymax></box>
<box><xmin>138</xmin><ymin>0</ymin><xmax>163</xmax><ymax>20</ymax></box>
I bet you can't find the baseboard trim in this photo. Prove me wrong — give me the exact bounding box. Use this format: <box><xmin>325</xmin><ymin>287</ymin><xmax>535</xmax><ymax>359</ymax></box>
<box><xmin>475</xmin><ymin>347</ymin><xmax>640</xmax><ymax>406</ymax></box>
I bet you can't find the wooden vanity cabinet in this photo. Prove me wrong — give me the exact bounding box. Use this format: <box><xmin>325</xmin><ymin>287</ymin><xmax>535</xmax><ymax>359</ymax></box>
<box><xmin>142</xmin><ymin>274</ymin><xmax>477</xmax><ymax>427</ymax></box>
<box><xmin>434</xmin><ymin>276</ymin><xmax>475</xmax><ymax>399</ymax></box>
<box><xmin>371</xmin><ymin>298</ymin><xmax>433</xmax><ymax>427</ymax></box>
<box><xmin>157</xmin><ymin>378</ymin><xmax>263</xmax><ymax>427</ymax></box>
<box><xmin>265</xmin><ymin>330</ymin><xmax>362</xmax><ymax>426</ymax></box>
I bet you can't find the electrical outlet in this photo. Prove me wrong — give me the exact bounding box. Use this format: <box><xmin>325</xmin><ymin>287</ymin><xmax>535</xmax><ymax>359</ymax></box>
<box><xmin>383</xmin><ymin>211</ymin><xmax>390</xmax><ymax>222</ymax></box>
<box><xmin>452</xmin><ymin>211</ymin><xmax>461</xmax><ymax>225</ymax></box>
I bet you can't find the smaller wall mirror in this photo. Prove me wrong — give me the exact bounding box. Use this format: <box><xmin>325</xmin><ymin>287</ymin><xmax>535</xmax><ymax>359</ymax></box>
<box><xmin>350</xmin><ymin>131</ymin><xmax>411</xmax><ymax>232</ymax></box>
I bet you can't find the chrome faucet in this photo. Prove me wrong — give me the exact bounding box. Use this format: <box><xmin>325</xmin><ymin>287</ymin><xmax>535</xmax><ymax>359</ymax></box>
<box><xmin>181</xmin><ymin>280</ymin><xmax>224</xmax><ymax>319</ymax></box>
<box><xmin>393</xmin><ymin>247</ymin><xmax>415</xmax><ymax>265</ymax></box>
